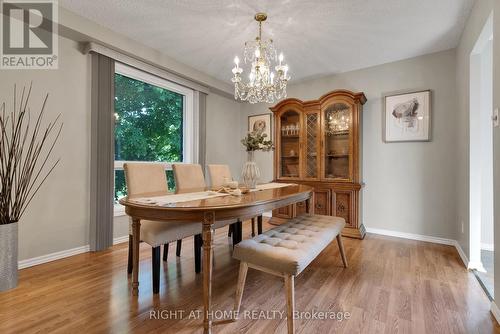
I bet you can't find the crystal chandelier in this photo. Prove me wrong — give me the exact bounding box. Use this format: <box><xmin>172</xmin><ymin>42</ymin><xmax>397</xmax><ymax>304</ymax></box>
<box><xmin>231</xmin><ymin>13</ymin><xmax>290</xmax><ymax>104</ymax></box>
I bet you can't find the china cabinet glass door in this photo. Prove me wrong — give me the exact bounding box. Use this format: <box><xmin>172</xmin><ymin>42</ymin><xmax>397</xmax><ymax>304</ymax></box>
<box><xmin>304</xmin><ymin>111</ymin><xmax>320</xmax><ymax>179</ymax></box>
<box><xmin>279</xmin><ymin>110</ymin><xmax>301</xmax><ymax>178</ymax></box>
<box><xmin>323</xmin><ymin>103</ymin><xmax>352</xmax><ymax>180</ymax></box>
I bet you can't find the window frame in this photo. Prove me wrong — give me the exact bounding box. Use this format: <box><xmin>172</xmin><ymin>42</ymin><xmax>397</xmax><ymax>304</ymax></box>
<box><xmin>113</xmin><ymin>63</ymin><xmax>197</xmax><ymax>216</ymax></box>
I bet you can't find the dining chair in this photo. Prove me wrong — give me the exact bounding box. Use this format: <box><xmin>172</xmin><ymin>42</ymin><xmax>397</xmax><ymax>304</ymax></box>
<box><xmin>207</xmin><ymin>164</ymin><xmax>261</xmax><ymax>240</ymax></box>
<box><xmin>207</xmin><ymin>164</ymin><xmax>239</xmax><ymax>239</ymax></box>
<box><xmin>207</xmin><ymin>164</ymin><xmax>232</xmax><ymax>189</ymax></box>
<box><xmin>173</xmin><ymin>163</ymin><xmax>242</xmax><ymax>245</ymax></box>
<box><xmin>124</xmin><ymin>162</ymin><xmax>201</xmax><ymax>293</ymax></box>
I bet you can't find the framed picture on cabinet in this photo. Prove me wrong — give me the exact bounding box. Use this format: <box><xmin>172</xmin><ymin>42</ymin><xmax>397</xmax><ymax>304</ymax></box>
<box><xmin>248</xmin><ymin>113</ymin><xmax>272</xmax><ymax>139</ymax></box>
<box><xmin>383</xmin><ymin>90</ymin><xmax>431</xmax><ymax>142</ymax></box>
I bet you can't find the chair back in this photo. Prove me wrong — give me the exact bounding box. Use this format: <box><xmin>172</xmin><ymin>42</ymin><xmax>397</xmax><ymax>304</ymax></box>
<box><xmin>172</xmin><ymin>164</ymin><xmax>206</xmax><ymax>192</ymax></box>
<box><xmin>207</xmin><ymin>164</ymin><xmax>232</xmax><ymax>188</ymax></box>
<box><xmin>123</xmin><ymin>163</ymin><xmax>168</xmax><ymax>197</ymax></box>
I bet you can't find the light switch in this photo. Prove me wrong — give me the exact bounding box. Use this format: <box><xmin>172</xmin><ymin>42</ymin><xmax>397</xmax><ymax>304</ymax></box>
<box><xmin>494</xmin><ymin>108</ymin><xmax>499</xmax><ymax>127</ymax></box>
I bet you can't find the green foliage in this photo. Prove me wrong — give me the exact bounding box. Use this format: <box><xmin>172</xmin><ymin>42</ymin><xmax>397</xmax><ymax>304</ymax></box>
<box><xmin>114</xmin><ymin>74</ymin><xmax>183</xmax><ymax>200</ymax></box>
<box><xmin>241</xmin><ymin>130</ymin><xmax>274</xmax><ymax>152</ymax></box>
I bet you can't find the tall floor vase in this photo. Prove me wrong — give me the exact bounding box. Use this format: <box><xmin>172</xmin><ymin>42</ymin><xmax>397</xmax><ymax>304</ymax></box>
<box><xmin>242</xmin><ymin>151</ymin><xmax>260</xmax><ymax>189</ymax></box>
<box><xmin>0</xmin><ymin>222</ymin><xmax>18</xmax><ymax>291</ymax></box>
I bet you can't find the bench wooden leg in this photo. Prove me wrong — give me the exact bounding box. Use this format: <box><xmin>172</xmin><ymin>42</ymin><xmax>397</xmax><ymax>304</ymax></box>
<box><xmin>234</xmin><ymin>262</ymin><xmax>248</xmax><ymax>318</ymax></box>
<box><xmin>251</xmin><ymin>218</ymin><xmax>256</xmax><ymax>237</ymax></box>
<box><xmin>284</xmin><ymin>274</ymin><xmax>295</xmax><ymax>334</ymax></box>
<box><xmin>336</xmin><ymin>235</ymin><xmax>348</xmax><ymax>268</ymax></box>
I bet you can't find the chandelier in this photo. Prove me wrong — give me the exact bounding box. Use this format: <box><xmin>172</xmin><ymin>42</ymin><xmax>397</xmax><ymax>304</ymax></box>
<box><xmin>231</xmin><ymin>13</ymin><xmax>290</xmax><ymax>104</ymax></box>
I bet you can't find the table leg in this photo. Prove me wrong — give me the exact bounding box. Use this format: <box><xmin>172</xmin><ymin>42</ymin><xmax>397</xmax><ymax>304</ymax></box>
<box><xmin>132</xmin><ymin>218</ymin><xmax>141</xmax><ymax>296</ymax></box>
<box><xmin>257</xmin><ymin>215</ymin><xmax>263</xmax><ymax>234</ymax></box>
<box><xmin>202</xmin><ymin>211</ymin><xmax>215</xmax><ymax>334</ymax></box>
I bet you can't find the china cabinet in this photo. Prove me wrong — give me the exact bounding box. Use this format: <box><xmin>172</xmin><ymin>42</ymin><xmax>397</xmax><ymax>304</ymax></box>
<box><xmin>271</xmin><ymin>90</ymin><xmax>367</xmax><ymax>238</ymax></box>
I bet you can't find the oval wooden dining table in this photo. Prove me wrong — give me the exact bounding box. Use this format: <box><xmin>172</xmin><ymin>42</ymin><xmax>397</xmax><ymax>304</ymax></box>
<box><xmin>119</xmin><ymin>183</ymin><xmax>313</xmax><ymax>334</ymax></box>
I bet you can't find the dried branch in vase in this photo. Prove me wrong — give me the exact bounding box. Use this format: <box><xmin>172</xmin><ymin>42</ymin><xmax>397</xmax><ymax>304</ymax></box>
<box><xmin>0</xmin><ymin>84</ymin><xmax>63</xmax><ymax>225</ymax></box>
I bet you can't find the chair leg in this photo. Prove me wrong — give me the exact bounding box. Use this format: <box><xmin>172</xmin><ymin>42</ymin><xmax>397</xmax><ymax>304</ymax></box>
<box><xmin>163</xmin><ymin>243</ymin><xmax>169</xmax><ymax>261</ymax></box>
<box><xmin>152</xmin><ymin>246</ymin><xmax>161</xmax><ymax>294</ymax></box>
<box><xmin>237</xmin><ymin>220</ymin><xmax>243</xmax><ymax>243</ymax></box>
<box><xmin>233</xmin><ymin>262</ymin><xmax>248</xmax><ymax>318</ymax></box>
<box><xmin>194</xmin><ymin>234</ymin><xmax>202</xmax><ymax>273</ymax></box>
<box><xmin>127</xmin><ymin>235</ymin><xmax>133</xmax><ymax>274</ymax></box>
<box><xmin>284</xmin><ymin>275</ymin><xmax>295</xmax><ymax>334</ymax></box>
<box><xmin>232</xmin><ymin>220</ymin><xmax>242</xmax><ymax>247</ymax></box>
<box><xmin>176</xmin><ymin>240</ymin><xmax>182</xmax><ymax>257</ymax></box>
<box><xmin>232</xmin><ymin>224</ymin><xmax>237</xmax><ymax>247</ymax></box>
<box><xmin>336</xmin><ymin>235</ymin><xmax>348</xmax><ymax>268</ymax></box>
<box><xmin>251</xmin><ymin>218</ymin><xmax>256</xmax><ymax>237</ymax></box>
<box><xmin>257</xmin><ymin>215</ymin><xmax>263</xmax><ymax>234</ymax></box>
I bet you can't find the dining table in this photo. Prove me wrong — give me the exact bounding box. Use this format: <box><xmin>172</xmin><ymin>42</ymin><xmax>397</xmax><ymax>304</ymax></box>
<box><xmin>119</xmin><ymin>182</ymin><xmax>313</xmax><ymax>334</ymax></box>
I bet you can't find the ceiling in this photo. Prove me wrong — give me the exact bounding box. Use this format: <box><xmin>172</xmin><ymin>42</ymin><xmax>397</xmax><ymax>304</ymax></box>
<box><xmin>60</xmin><ymin>0</ymin><xmax>475</xmax><ymax>83</ymax></box>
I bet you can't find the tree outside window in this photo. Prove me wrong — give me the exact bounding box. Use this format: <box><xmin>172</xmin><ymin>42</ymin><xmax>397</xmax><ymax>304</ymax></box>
<box><xmin>114</xmin><ymin>73</ymin><xmax>184</xmax><ymax>201</ymax></box>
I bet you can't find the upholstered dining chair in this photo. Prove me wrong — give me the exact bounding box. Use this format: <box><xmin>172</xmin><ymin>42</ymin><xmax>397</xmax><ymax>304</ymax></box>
<box><xmin>207</xmin><ymin>164</ymin><xmax>232</xmax><ymax>189</ymax></box>
<box><xmin>124</xmin><ymin>163</ymin><xmax>201</xmax><ymax>293</ymax></box>
<box><xmin>206</xmin><ymin>164</ymin><xmax>261</xmax><ymax>241</ymax></box>
<box><xmin>173</xmin><ymin>163</ymin><xmax>243</xmax><ymax>246</ymax></box>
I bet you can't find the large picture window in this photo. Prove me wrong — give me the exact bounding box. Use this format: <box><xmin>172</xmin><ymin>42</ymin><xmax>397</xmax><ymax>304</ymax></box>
<box><xmin>114</xmin><ymin>63</ymin><xmax>196</xmax><ymax>213</ymax></box>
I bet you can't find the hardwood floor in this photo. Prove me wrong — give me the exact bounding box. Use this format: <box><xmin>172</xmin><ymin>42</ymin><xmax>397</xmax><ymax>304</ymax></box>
<box><xmin>0</xmin><ymin>220</ymin><xmax>498</xmax><ymax>334</ymax></box>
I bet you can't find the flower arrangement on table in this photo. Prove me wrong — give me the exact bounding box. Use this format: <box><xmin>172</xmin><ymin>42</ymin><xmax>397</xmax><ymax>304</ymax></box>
<box><xmin>240</xmin><ymin>130</ymin><xmax>274</xmax><ymax>152</ymax></box>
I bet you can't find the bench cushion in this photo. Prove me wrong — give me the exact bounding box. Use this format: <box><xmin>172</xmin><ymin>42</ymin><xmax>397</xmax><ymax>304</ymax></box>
<box><xmin>233</xmin><ymin>215</ymin><xmax>345</xmax><ymax>275</ymax></box>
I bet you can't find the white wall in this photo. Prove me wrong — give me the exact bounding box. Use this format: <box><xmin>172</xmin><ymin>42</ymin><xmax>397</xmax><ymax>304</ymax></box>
<box><xmin>455</xmin><ymin>0</ymin><xmax>500</xmax><ymax>306</ymax></box>
<box><xmin>205</xmin><ymin>94</ymin><xmax>243</xmax><ymax>181</ymax></box>
<box><xmin>480</xmin><ymin>41</ymin><xmax>494</xmax><ymax>249</ymax></box>
<box><xmin>455</xmin><ymin>0</ymin><xmax>495</xmax><ymax>262</ymax></box>
<box><xmin>242</xmin><ymin>49</ymin><xmax>458</xmax><ymax>239</ymax></box>
<box><xmin>0</xmin><ymin>37</ymin><xmax>92</xmax><ymax>260</ymax></box>
<box><xmin>493</xmin><ymin>0</ymin><xmax>500</xmax><ymax>303</ymax></box>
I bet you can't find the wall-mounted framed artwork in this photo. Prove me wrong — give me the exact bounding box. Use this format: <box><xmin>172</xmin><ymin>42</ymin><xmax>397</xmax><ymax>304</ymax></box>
<box><xmin>248</xmin><ymin>113</ymin><xmax>272</xmax><ymax>139</ymax></box>
<box><xmin>383</xmin><ymin>90</ymin><xmax>431</xmax><ymax>142</ymax></box>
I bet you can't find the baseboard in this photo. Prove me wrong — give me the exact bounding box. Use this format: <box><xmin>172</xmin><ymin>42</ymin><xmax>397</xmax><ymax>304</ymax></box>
<box><xmin>113</xmin><ymin>235</ymin><xmax>129</xmax><ymax>245</ymax></box>
<box><xmin>481</xmin><ymin>243</ymin><xmax>494</xmax><ymax>252</ymax></box>
<box><xmin>18</xmin><ymin>244</ymin><xmax>90</xmax><ymax>269</ymax></box>
<box><xmin>18</xmin><ymin>236</ymin><xmax>130</xmax><ymax>269</ymax></box>
<box><xmin>491</xmin><ymin>301</ymin><xmax>500</xmax><ymax>325</ymax></box>
<box><xmin>365</xmin><ymin>227</ymin><xmax>455</xmax><ymax>245</ymax></box>
<box><xmin>366</xmin><ymin>227</ymin><xmax>469</xmax><ymax>268</ymax></box>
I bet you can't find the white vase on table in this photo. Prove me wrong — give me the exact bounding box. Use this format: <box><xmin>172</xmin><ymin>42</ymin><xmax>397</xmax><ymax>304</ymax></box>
<box><xmin>241</xmin><ymin>151</ymin><xmax>260</xmax><ymax>189</ymax></box>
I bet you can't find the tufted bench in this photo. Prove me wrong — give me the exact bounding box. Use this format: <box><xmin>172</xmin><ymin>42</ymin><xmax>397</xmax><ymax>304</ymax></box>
<box><xmin>232</xmin><ymin>214</ymin><xmax>347</xmax><ymax>334</ymax></box>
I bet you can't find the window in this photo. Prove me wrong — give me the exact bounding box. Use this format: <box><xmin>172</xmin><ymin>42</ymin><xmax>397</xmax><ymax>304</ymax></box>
<box><xmin>114</xmin><ymin>63</ymin><xmax>196</xmax><ymax>214</ymax></box>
